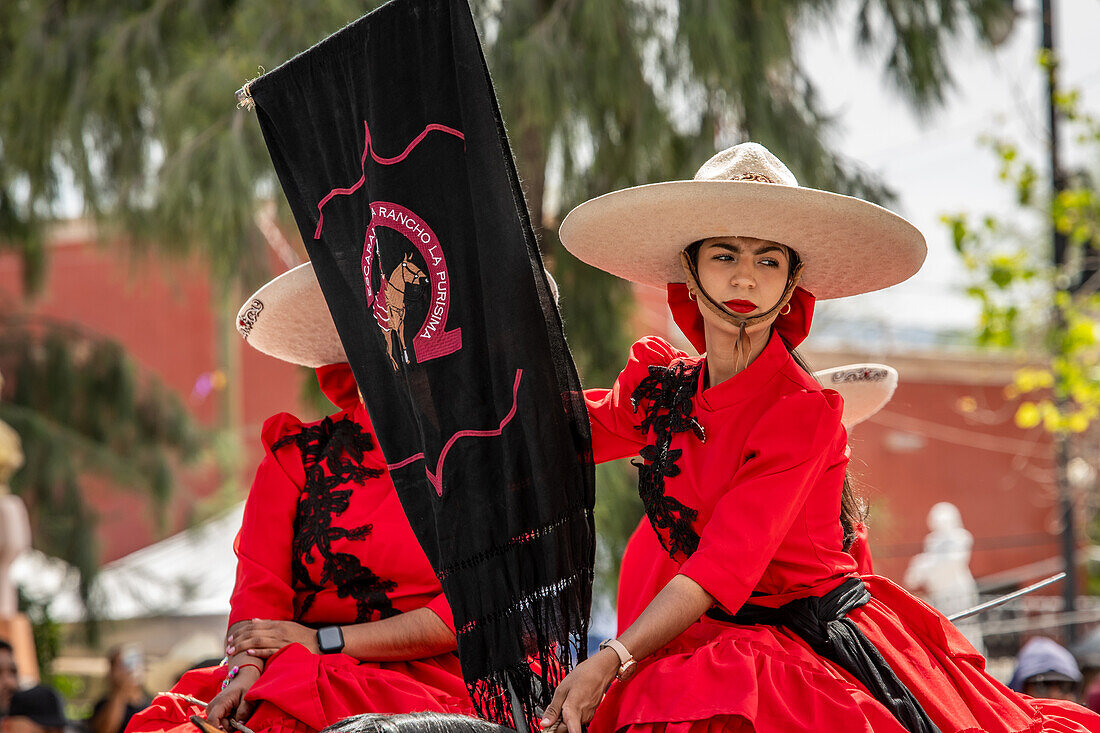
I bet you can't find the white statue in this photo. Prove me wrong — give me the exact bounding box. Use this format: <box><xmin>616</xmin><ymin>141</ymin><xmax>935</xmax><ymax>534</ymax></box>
<box><xmin>904</xmin><ymin>502</ymin><xmax>984</xmax><ymax>653</ymax></box>
<box><xmin>0</xmin><ymin>371</ymin><xmax>30</xmax><ymax>617</ymax></box>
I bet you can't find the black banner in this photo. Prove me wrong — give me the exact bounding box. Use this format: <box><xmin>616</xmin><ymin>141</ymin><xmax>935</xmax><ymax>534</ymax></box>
<box><xmin>248</xmin><ymin>0</ymin><xmax>595</xmax><ymax>728</ymax></box>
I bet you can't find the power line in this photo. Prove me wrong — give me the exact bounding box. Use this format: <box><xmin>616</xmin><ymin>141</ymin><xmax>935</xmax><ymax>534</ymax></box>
<box><xmin>869</xmin><ymin>409</ymin><xmax>1047</xmax><ymax>455</ymax></box>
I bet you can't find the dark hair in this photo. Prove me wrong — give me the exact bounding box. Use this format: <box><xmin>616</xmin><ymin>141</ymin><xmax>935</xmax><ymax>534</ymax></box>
<box><xmin>788</xmin><ymin>349</ymin><xmax>866</xmax><ymax>549</ymax></box>
<box><xmin>686</xmin><ymin>240</ymin><xmax>864</xmax><ymax>549</ymax></box>
<box><xmin>322</xmin><ymin>713</ymin><xmax>514</xmax><ymax>733</ymax></box>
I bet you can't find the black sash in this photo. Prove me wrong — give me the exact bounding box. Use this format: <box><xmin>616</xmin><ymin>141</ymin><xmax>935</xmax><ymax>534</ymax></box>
<box><xmin>707</xmin><ymin>578</ymin><xmax>941</xmax><ymax>733</ymax></box>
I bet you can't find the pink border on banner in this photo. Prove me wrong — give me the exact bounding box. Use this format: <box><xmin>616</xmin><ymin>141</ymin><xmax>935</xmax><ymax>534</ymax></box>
<box><xmin>314</xmin><ymin>121</ymin><xmax>464</xmax><ymax>240</ymax></box>
<box><xmin>388</xmin><ymin>369</ymin><xmax>523</xmax><ymax>497</ymax></box>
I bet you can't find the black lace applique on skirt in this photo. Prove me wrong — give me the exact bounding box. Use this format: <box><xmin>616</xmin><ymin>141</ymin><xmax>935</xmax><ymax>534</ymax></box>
<box><xmin>274</xmin><ymin>415</ymin><xmax>400</xmax><ymax>623</ymax></box>
<box><xmin>630</xmin><ymin>360</ymin><xmax>706</xmax><ymax>561</ymax></box>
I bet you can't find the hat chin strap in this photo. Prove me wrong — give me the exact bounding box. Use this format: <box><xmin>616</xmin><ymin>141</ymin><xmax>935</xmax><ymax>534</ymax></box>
<box><xmin>679</xmin><ymin>250</ymin><xmax>805</xmax><ymax>371</ymax></box>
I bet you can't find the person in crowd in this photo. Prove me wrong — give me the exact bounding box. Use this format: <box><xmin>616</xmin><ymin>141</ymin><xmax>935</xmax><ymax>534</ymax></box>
<box><xmin>89</xmin><ymin>646</ymin><xmax>151</xmax><ymax>733</ymax></box>
<box><xmin>1088</xmin><ymin>680</ymin><xmax>1100</xmax><ymax>715</ymax></box>
<box><xmin>1070</xmin><ymin>635</ymin><xmax>1100</xmax><ymax>712</ymax></box>
<box><xmin>1009</xmin><ymin>637</ymin><xmax>1083</xmax><ymax>703</ymax></box>
<box><xmin>538</xmin><ymin>142</ymin><xmax>1100</xmax><ymax>733</ymax></box>
<box><xmin>1</xmin><ymin>685</ymin><xmax>65</xmax><ymax>733</ymax></box>
<box><xmin>0</xmin><ymin>640</ymin><xmax>18</xmax><ymax>717</ymax></box>
<box><xmin>125</xmin><ymin>264</ymin><xmax>472</xmax><ymax>733</ymax></box>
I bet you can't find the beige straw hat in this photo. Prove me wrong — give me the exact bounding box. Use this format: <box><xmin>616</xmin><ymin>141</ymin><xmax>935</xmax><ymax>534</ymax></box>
<box><xmin>236</xmin><ymin>262</ymin><xmax>561</xmax><ymax>367</ymax></box>
<box><xmin>559</xmin><ymin>142</ymin><xmax>926</xmax><ymax>299</ymax></box>
<box><xmin>235</xmin><ymin>263</ymin><xmax>347</xmax><ymax>368</ymax></box>
<box><xmin>814</xmin><ymin>364</ymin><xmax>898</xmax><ymax>430</ymax></box>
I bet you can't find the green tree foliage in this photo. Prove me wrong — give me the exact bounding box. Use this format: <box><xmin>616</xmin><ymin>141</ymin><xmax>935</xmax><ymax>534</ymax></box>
<box><xmin>0</xmin><ymin>318</ymin><xmax>201</xmax><ymax>614</ymax></box>
<box><xmin>0</xmin><ymin>0</ymin><xmax>1015</xmax><ymax>603</ymax></box>
<box><xmin>942</xmin><ymin>87</ymin><xmax>1100</xmax><ymax>435</ymax></box>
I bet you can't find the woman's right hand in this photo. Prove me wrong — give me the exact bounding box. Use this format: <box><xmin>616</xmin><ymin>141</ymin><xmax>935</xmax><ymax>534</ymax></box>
<box><xmin>205</xmin><ymin>672</ymin><xmax>258</xmax><ymax>732</ymax></box>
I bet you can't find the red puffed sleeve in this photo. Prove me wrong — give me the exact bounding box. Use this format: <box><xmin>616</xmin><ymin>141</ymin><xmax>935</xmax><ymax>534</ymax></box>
<box><xmin>228</xmin><ymin>412</ymin><xmax>307</xmax><ymax>628</ymax></box>
<box><xmin>679</xmin><ymin>389</ymin><xmax>845</xmax><ymax>614</ymax></box>
<box><xmin>585</xmin><ymin>337</ymin><xmax>685</xmax><ymax>463</ymax></box>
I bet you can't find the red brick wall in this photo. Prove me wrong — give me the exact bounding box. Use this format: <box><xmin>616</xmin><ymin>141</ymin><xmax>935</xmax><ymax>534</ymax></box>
<box><xmin>0</xmin><ymin>228</ymin><xmax>322</xmax><ymax>561</ymax></box>
<box><xmin>846</xmin><ymin>381</ymin><xmax>1058</xmax><ymax>583</ymax></box>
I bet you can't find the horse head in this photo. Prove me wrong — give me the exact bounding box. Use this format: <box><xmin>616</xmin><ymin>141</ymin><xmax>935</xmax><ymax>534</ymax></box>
<box><xmin>399</xmin><ymin>253</ymin><xmax>428</xmax><ymax>286</ymax></box>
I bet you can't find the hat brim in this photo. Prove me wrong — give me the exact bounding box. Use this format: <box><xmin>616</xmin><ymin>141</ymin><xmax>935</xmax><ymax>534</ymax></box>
<box><xmin>559</xmin><ymin>180</ymin><xmax>926</xmax><ymax>299</ymax></box>
<box><xmin>236</xmin><ymin>262</ymin><xmax>563</xmax><ymax>368</ymax></box>
<box><xmin>236</xmin><ymin>263</ymin><xmax>348</xmax><ymax>368</ymax></box>
<box><xmin>1027</xmin><ymin>672</ymin><xmax>1079</xmax><ymax>685</ymax></box>
<box><xmin>814</xmin><ymin>364</ymin><xmax>898</xmax><ymax>429</ymax></box>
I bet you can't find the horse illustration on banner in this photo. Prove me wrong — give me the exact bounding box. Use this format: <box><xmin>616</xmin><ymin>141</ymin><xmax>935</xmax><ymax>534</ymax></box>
<box><xmin>376</xmin><ymin>252</ymin><xmax>428</xmax><ymax>370</ymax></box>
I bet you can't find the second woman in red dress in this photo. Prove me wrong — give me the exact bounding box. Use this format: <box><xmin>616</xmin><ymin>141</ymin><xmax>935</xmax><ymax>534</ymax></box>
<box><xmin>539</xmin><ymin>142</ymin><xmax>1099</xmax><ymax>733</ymax></box>
<box><xmin>126</xmin><ymin>264</ymin><xmax>472</xmax><ymax>733</ymax></box>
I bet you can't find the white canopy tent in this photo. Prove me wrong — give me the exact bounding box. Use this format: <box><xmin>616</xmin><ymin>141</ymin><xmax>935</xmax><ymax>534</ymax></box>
<box><xmin>12</xmin><ymin>504</ymin><xmax>243</xmax><ymax>623</ymax></box>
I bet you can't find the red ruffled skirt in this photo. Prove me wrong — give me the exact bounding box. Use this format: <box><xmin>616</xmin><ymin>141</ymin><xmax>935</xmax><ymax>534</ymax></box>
<box><xmin>591</xmin><ymin>576</ymin><xmax>1100</xmax><ymax>733</ymax></box>
<box><xmin>124</xmin><ymin>644</ymin><xmax>474</xmax><ymax>733</ymax></box>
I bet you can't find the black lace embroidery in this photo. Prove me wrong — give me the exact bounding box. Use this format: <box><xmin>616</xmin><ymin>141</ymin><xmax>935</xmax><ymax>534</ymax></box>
<box><xmin>274</xmin><ymin>416</ymin><xmax>400</xmax><ymax>623</ymax></box>
<box><xmin>630</xmin><ymin>360</ymin><xmax>706</xmax><ymax>561</ymax></box>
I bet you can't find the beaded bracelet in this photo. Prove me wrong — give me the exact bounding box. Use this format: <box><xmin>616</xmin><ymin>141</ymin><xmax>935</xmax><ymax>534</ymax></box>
<box><xmin>221</xmin><ymin>663</ymin><xmax>262</xmax><ymax>689</ymax></box>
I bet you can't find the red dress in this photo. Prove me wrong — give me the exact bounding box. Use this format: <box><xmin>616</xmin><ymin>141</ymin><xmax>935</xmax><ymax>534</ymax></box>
<box><xmin>614</xmin><ymin>499</ymin><xmax>874</xmax><ymax>635</ymax></box>
<box><xmin>126</xmin><ymin>365</ymin><xmax>473</xmax><ymax>733</ymax></box>
<box><xmin>586</xmin><ymin>316</ymin><xmax>1099</xmax><ymax>732</ymax></box>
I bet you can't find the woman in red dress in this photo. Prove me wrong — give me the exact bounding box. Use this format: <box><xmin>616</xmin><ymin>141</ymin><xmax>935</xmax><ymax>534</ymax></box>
<box><xmin>539</xmin><ymin>143</ymin><xmax>1100</xmax><ymax>733</ymax></box>
<box><xmin>126</xmin><ymin>264</ymin><xmax>473</xmax><ymax>733</ymax></box>
<box><xmin>613</xmin><ymin>363</ymin><xmax>893</xmax><ymax>636</ymax></box>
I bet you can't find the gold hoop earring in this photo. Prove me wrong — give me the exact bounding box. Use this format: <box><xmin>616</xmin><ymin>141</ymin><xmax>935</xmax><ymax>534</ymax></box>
<box><xmin>688</xmin><ymin>290</ymin><xmax>697</xmax><ymax>301</ymax></box>
<box><xmin>780</xmin><ymin>303</ymin><xmax>791</xmax><ymax>316</ymax></box>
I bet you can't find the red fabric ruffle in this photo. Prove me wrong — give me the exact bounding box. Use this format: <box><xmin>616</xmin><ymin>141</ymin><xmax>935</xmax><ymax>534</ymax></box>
<box><xmin>125</xmin><ymin>645</ymin><xmax>472</xmax><ymax>733</ymax></box>
<box><xmin>665</xmin><ymin>284</ymin><xmax>815</xmax><ymax>353</ymax></box>
<box><xmin>592</xmin><ymin>576</ymin><xmax>1100</xmax><ymax>733</ymax></box>
<box><xmin>316</xmin><ymin>363</ymin><xmax>360</xmax><ymax>412</ymax></box>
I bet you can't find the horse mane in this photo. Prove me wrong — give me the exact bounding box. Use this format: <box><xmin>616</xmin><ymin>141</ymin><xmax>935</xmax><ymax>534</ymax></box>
<box><xmin>321</xmin><ymin>713</ymin><xmax>515</xmax><ymax>733</ymax></box>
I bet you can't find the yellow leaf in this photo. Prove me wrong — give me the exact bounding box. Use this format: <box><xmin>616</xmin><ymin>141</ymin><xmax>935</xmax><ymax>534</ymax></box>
<box><xmin>1016</xmin><ymin>402</ymin><xmax>1041</xmax><ymax>429</ymax></box>
<box><xmin>1067</xmin><ymin>413</ymin><xmax>1090</xmax><ymax>433</ymax></box>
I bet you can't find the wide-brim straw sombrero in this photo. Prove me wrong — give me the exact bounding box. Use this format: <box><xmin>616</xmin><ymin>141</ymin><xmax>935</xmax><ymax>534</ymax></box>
<box><xmin>235</xmin><ymin>262</ymin><xmax>347</xmax><ymax>368</ymax></box>
<box><xmin>814</xmin><ymin>364</ymin><xmax>898</xmax><ymax>430</ymax></box>
<box><xmin>236</xmin><ymin>262</ymin><xmax>561</xmax><ymax>368</ymax></box>
<box><xmin>559</xmin><ymin>143</ymin><xmax>926</xmax><ymax>299</ymax></box>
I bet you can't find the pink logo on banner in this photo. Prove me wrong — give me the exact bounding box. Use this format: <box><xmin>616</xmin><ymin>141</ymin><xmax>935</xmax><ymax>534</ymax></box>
<box><xmin>365</xmin><ymin>202</ymin><xmax>462</xmax><ymax>364</ymax></box>
<box><xmin>313</xmin><ymin>119</ymin><xmax>466</xmax><ymax>369</ymax></box>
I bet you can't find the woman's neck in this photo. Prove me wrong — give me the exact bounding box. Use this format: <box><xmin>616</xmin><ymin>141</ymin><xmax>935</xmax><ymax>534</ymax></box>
<box><xmin>703</xmin><ymin>325</ymin><xmax>772</xmax><ymax>388</ymax></box>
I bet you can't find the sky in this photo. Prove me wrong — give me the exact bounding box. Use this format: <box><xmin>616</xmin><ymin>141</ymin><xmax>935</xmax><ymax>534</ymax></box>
<box><xmin>797</xmin><ymin>0</ymin><xmax>1100</xmax><ymax>349</ymax></box>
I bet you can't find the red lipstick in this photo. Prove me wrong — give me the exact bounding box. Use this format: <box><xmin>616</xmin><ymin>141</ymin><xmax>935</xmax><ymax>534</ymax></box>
<box><xmin>724</xmin><ymin>299</ymin><xmax>756</xmax><ymax>314</ymax></box>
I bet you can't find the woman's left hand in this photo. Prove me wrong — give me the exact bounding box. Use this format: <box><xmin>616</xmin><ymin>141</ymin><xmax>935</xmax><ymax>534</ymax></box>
<box><xmin>539</xmin><ymin>649</ymin><xmax>620</xmax><ymax>733</ymax></box>
<box><xmin>227</xmin><ymin>619</ymin><xmax>318</xmax><ymax>658</ymax></box>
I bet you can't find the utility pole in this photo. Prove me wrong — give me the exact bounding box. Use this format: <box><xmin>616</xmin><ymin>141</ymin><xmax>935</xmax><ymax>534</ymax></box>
<box><xmin>1040</xmin><ymin>0</ymin><xmax>1077</xmax><ymax>644</ymax></box>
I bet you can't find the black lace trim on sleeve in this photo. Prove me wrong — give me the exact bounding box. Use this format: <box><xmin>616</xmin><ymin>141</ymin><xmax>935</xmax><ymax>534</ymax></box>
<box><xmin>273</xmin><ymin>416</ymin><xmax>400</xmax><ymax>623</ymax></box>
<box><xmin>630</xmin><ymin>360</ymin><xmax>706</xmax><ymax>562</ymax></box>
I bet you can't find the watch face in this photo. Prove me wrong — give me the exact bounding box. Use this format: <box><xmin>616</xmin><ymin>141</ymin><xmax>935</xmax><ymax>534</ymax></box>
<box><xmin>317</xmin><ymin>626</ymin><xmax>343</xmax><ymax>653</ymax></box>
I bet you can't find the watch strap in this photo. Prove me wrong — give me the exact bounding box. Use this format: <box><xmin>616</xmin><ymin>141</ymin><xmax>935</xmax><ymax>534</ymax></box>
<box><xmin>598</xmin><ymin>637</ymin><xmax>637</xmax><ymax>680</ymax></box>
<box><xmin>599</xmin><ymin>638</ymin><xmax>632</xmax><ymax>667</ymax></box>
